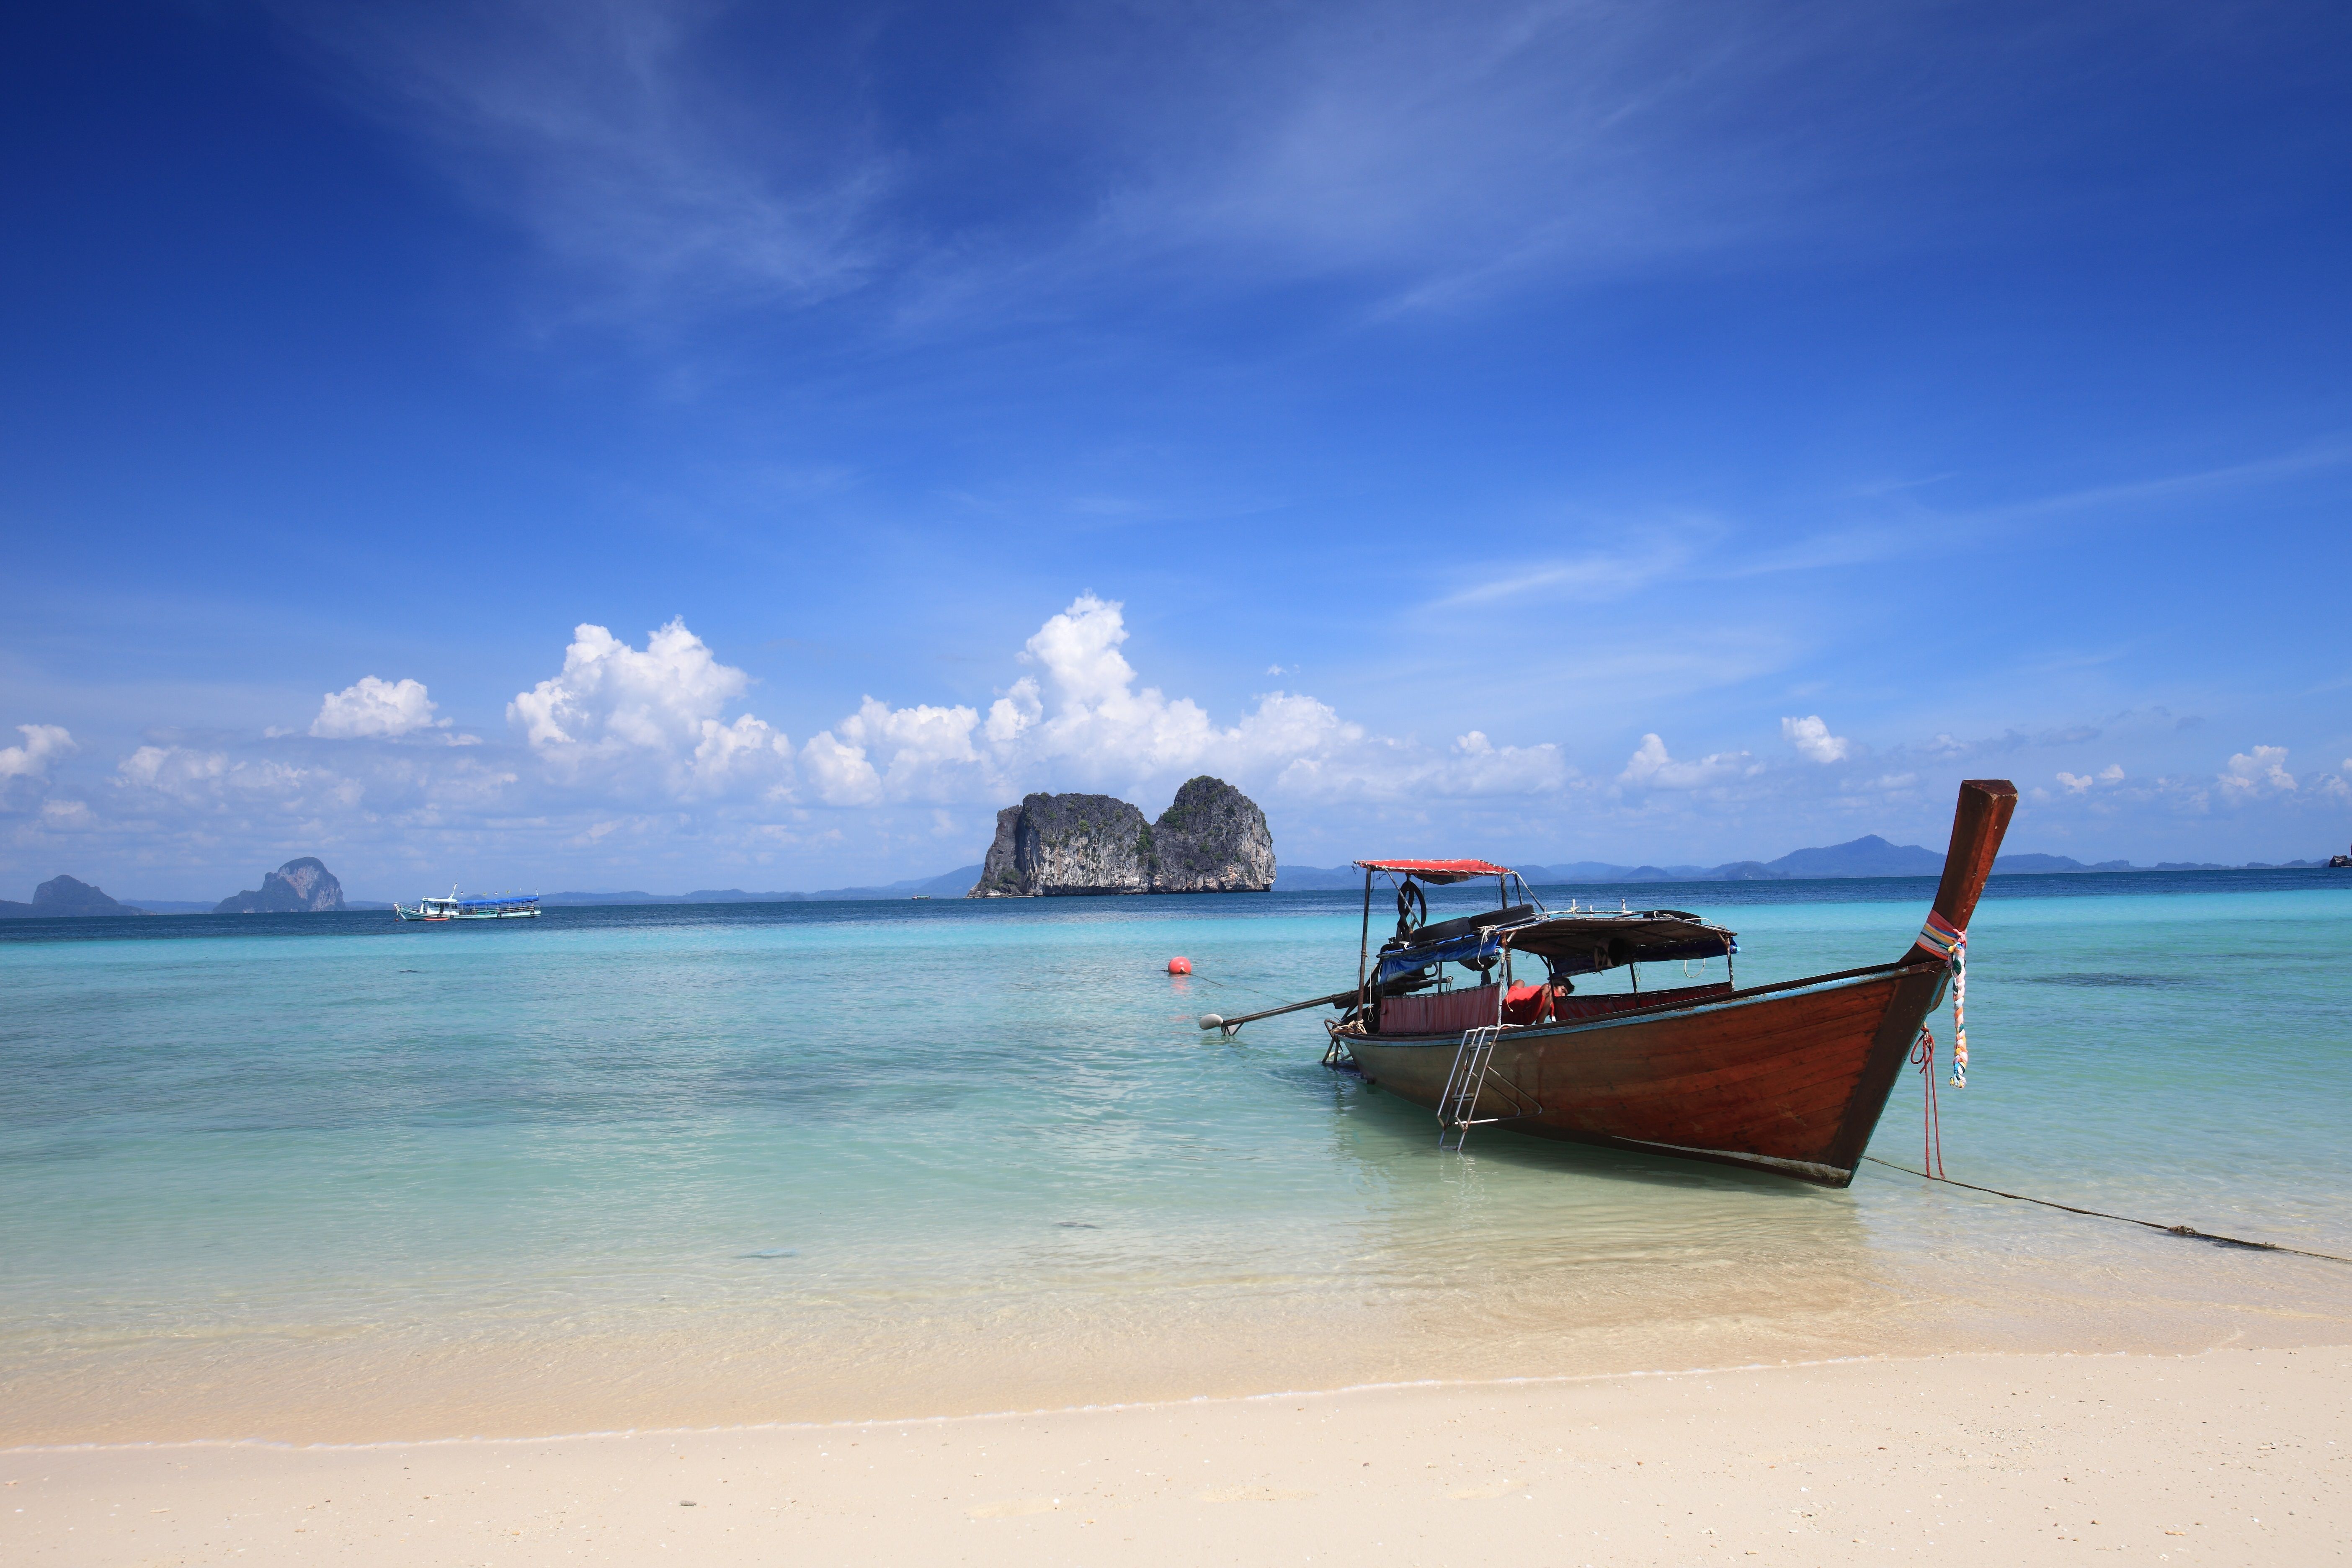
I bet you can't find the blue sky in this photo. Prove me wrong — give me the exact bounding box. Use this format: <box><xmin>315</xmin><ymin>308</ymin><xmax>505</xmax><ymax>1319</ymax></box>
<box><xmin>3</xmin><ymin>0</ymin><xmax>2348</xmax><ymax>900</ymax></box>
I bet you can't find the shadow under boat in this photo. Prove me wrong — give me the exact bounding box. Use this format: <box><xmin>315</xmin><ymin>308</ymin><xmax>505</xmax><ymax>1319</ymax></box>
<box><xmin>1214</xmin><ymin>779</ymin><xmax>2017</xmax><ymax>1189</ymax></box>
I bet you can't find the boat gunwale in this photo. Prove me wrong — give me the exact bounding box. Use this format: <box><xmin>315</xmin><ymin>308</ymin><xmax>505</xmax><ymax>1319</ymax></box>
<box><xmin>1334</xmin><ymin>955</ymin><xmax>1947</xmax><ymax>1049</ymax></box>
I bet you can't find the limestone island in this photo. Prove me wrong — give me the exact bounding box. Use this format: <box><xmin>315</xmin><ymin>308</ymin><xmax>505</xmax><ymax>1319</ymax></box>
<box><xmin>968</xmin><ymin>776</ymin><xmax>1274</xmax><ymax>896</ymax></box>
<box><xmin>215</xmin><ymin>857</ymin><xmax>346</xmax><ymax>913</ymax></box>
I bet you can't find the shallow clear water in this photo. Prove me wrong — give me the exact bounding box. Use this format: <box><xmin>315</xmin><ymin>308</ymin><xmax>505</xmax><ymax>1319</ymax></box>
<box><xmin>4</xmin><ymin>872</ymin><xmax>2348</xmax><ymax>1443</ymax></box>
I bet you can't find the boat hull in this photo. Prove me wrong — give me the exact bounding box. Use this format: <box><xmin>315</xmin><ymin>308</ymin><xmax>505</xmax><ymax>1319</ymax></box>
<box><xmin>1338</xmin><ymin>960</ymin><xmax>1948</xmax><ymax>1186</ymax></box>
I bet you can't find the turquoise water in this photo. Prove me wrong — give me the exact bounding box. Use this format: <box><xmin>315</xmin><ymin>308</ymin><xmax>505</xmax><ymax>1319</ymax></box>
<box><xmin>5</xmin><ymin>872</ymin><xmax>2349</xmax><ymax>1443</ymax></box>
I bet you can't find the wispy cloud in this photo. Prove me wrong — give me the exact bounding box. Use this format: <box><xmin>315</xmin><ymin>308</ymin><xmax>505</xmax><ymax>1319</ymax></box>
<box><xmin>268</xmin><ymin>0</ymin><xmax>1988</xmax><ymax>338</ymax></box>
<box><xmin>281</xmin><ymin>0</ymin><xmax>895</xmax><ymax>320</ymax></box>
<box><xmin>1425</xmin><ymin>434</ymin><xmax>2352</xmax><ymax>626</ymax></box>
<box><xmin>1433</xmin><ymin>535</ymin><xmax>1700</xmax><ymax>609</ymax></box>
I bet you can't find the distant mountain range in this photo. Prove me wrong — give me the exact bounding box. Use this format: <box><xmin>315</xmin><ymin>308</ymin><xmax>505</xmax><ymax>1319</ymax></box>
<box><xmin>1267</xmin><ymin>835</ymin><xmax>2331</xmax><ymax>890</ymax></box>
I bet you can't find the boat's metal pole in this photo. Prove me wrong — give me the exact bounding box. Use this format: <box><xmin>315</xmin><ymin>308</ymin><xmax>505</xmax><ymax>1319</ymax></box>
<box><xmin>1356</xmin><ymin>869</ymin><xmax>1372</xmax><ymax>1000</ymax></box>
<box><xmin>1201</xmin><ymin>975</ymin><xmax>1434</xmax><ymax>1034</ymax></box>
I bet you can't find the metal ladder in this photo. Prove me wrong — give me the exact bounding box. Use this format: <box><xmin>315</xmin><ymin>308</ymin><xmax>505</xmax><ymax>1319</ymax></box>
<box><xmin>1437</xmin><ymin>1026</ymin><xmax>1505</xmax><ymax>1150</ymax></box>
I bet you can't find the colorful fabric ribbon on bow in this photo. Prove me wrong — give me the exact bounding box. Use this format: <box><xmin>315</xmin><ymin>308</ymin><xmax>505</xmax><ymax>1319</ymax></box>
<box><xmin>1917</xmin><ymin>910</ymin><xmax>1968</xmax><ymax>1087</ymax></box>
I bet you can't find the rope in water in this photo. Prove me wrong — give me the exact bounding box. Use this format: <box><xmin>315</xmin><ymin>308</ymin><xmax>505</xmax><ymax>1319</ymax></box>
<box><xmin>1889</xmin><ymin>920</ymin><xmax>2348</xmax><ymax>1263</ymax></box>
<box><xmin>1910</xmin><ymin>1027</ymin><xmax>1946</xmax><ymax>1179</ymax></box>
<box><xmin>1860</xmin><ymin>1155</ymin><xmax>2352</xmax><ymax>1265</ymax></box>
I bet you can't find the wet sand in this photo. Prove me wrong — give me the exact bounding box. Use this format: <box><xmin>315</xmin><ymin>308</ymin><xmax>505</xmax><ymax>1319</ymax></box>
<box><xmin>7</xmin><ymin>1344</ymin><xmax>2342</xmax><ymax>1566</ymax></box>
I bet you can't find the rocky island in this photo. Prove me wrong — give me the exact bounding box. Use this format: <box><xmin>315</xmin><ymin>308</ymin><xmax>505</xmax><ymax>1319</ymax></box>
<box><xmin>968</xmin><ymin>776</ymin><xmax>1275</xmax><ymax>897</ymax></box>
<box><xmin>215</xmin><ymin>857</ymin><xmax>347</xmax><ymax>913</ymax></box>
<box><xmin>0</xmin><ymin>875</ymin><xmax>147</xmax><ymax>918</ymax></box>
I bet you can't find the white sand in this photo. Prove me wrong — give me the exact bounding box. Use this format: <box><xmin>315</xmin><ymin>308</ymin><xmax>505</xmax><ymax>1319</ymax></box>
<box><xmin>6</xmin><ymin>1344</ymin><xmax>2342</xmax><ymax>1565</ymax></box>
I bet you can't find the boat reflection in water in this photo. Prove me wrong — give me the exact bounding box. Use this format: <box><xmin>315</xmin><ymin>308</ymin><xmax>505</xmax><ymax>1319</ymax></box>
<box><xmin>1247</xmin><ymin>780</ymin><xmax>2016</xmax><ymax>1187</ymax></box>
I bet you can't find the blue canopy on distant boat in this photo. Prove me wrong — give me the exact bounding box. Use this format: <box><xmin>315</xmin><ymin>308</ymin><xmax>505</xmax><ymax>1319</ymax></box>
<box><xmin>453</xmin><ymin>896</ymin><xmax>539</xmax><ymax>908</ymax></box>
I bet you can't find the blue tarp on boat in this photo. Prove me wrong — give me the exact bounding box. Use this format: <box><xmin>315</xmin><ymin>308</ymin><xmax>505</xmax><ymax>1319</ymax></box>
<box><xmin>1376</xmin><ymin>931</ymin><xmax>1504</xmax><ymax>985</ymax></box>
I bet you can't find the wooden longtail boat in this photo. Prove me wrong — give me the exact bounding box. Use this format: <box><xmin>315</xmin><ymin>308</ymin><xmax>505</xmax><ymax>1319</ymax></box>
<box><xmin>1316</xmin><ymin>779</ymin><xmax>2017</xmax><ymax>1186</ymax></box>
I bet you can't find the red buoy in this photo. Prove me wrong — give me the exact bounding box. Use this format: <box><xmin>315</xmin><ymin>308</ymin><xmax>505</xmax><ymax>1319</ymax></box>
<box><xmin>1166</xmin><ymin>956</ymin><xmax>1192</xmax><ymax>975</ymax></box>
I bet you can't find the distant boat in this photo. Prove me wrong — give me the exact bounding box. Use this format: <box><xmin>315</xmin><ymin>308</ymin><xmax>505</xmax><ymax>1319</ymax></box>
<box><xmin>394</xmin><ymin>886</ymin><xmax>542</xmax><ymax>923</ymax></box>
<box><xmin>1216</xmin><ymin>780</ymin><xmax>2014</xmax><ymax>1187</ymax></box>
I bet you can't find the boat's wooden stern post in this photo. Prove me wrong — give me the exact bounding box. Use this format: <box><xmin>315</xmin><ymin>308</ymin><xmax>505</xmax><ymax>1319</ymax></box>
<box><xmin>1907</xmin><ymin>778</ymin><xmax>2019</xmax><ymax>965</ymax></box>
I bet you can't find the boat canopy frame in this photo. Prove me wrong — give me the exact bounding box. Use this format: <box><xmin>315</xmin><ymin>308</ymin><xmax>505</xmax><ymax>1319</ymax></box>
<box><xmin>1370</xmin><ymin>910</ymin><xmax>1738</xmax><ymax>987</ymax></box>
<box><xmin>1346</xmin><ymin>859</ymin><xmax>1737</xmax><ymax>1012</ymax></box>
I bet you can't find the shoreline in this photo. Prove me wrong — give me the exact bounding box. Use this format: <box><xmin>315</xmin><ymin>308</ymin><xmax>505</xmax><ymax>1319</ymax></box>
<box><xmin>7</xmin><ymin>1344</ymin><xmax>2341</xmax><ymax>1565</ymax></box>
<box><xmin>0</xmin><ymin>1336</ymin><xmax>2341</xmax><ymax>1457</ymax></box>
<box><xmin>0</xmin><ymin>1350</ymin><xmax>2164</xmax><ymax>1457</ymax></box>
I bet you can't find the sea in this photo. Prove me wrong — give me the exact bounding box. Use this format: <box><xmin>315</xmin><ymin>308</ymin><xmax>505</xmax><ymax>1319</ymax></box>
<box><xmin>4</xmin><ymin>870</ymin><xmax>2348</xmax><ymax>1446</ymax></box>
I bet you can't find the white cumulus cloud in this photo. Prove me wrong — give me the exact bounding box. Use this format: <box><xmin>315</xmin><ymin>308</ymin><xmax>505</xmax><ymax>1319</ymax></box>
<box><xmin>509</xmin><ymin>619</ymin><xmax>793</xmax><ymax>796</ymax></box>
<box><xmin>815</xmin><ymin>593</ymin><xmax>1572</xmax><ymax>806</ymax></box>
<box><xmin>0</xmin><ymin>722</ymin><xmax>75</xmax><ymax>780</ymax></box>
<box><xmin>1618</xmin><ymin>733</ymin><xmax>1754</xmax><ymax>790</ymax></box>
<box><xmin>2217</xmin><ymin>745</ymin><xmax>2295</xmax><ymax>798</ymax></box>
<box><xmin>312</xmin><ymin>676</ymin><xmax>447</xmax><ymax>738</ymax></box>
<box><xmin>799</xmin><ymin>697</ymin><xmax>987</xmax><ymax>807</ymax></box>
<box><xmin>2057</xmin><ymin>763</ymin><xmax>2127</xmax><ymax>794</ymax></box>
<box><xmin>1780</xmin><ymin>714</ymin><xmax>1851</xmax><ymax>763</ymax></box>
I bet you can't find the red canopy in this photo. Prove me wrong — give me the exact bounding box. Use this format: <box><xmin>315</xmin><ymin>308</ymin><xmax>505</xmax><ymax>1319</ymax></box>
<box><xmin>1351</xmin><ymin>857</ymin><xmax>1515</xmax><ymax>885</ymax></box>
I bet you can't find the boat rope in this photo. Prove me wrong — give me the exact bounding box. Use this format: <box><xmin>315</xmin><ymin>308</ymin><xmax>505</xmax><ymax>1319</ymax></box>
<box><xmin>1860</xmin><ymin>1155</ymin><xmax>2352</xmax><ymax>1265</ymax></box>
<box><xmin>1909</xmin><ymin>1028</ymin><xmax>1945</xmax><ymax>1179</ymax></box>
<box><xmin>1915</xmin><ymin>912</ymin><xmax>1968</xmax><ymax>1085</ymax></box>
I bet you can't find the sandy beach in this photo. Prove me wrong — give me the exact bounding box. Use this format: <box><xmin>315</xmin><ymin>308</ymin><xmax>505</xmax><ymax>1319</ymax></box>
<box><xmin>8</xmin><ymin>1344</ymin><xmax>2341</xmax><ymax>1566</ymax></box>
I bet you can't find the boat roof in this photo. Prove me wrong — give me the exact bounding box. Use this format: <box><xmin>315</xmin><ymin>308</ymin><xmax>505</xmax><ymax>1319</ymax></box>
<box><xmin>1351</xmin><ymin>857</ymin><xmax>1515</xmax><ymax>885</ymax></box>
<box><xmin>1376</xmin><ymin>908</ymin><xmax>1737</xmax><ymax>983</ymax></box>
<box><xmin>1498</xmin><ymin>910</ymin><xmax>1736</xmax><ymax>967</ymax></box>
